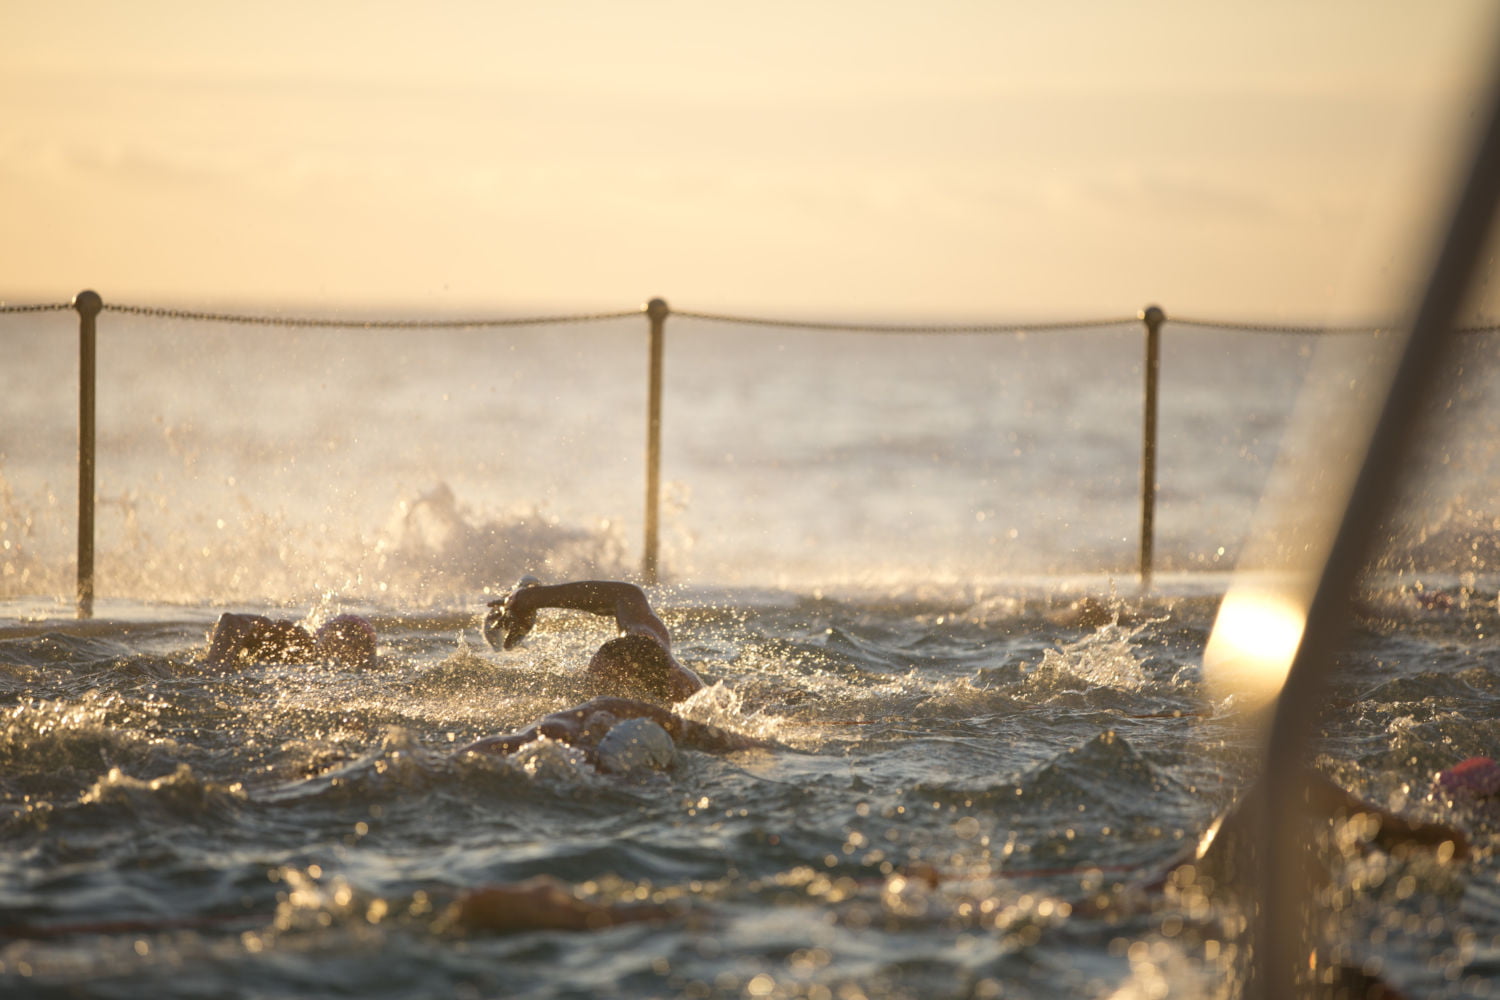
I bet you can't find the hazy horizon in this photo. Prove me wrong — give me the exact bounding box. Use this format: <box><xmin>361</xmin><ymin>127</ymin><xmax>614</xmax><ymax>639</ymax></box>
<box><xmin>4</xmin><ymin>1</ymin><xmax>1498</xmax><ymax>323</ymax></box>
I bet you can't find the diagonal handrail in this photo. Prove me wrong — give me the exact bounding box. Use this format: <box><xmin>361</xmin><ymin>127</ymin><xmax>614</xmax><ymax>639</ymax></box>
<box><xmin>1241</xmin><ymin>40</ymin><xmax>1500</xmax><ymax>1000</ymax></box>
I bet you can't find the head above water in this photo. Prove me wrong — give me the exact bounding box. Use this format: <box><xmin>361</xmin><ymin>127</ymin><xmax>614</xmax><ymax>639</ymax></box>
<box><xmin>587</xmin><ymin>634</ymin><xmax>677</xmax><ymax>703</ymax></box>
<box><xmin>313</xmin><ymin>614</ymin><xmax>377</xmax><ymax>668</ymax></box>
<box><xmin>595</xmin><ymin>717</ymin><xmax>676</xmax><ymax>776</ymax></box>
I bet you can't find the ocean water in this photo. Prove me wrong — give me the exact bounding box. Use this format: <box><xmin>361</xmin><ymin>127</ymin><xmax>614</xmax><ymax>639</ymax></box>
<box><xmin>3</xmin><ymin>307</ymin><xmax>1500</xmax><ymax>998</ymax></box>
<box><xmin>2</xmin><ymin>311</ymin><xmax>1335</xmax><ymax>604</ymax></box>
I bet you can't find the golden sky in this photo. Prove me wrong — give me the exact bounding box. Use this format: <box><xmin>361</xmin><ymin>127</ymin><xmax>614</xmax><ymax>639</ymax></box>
<box><xmin>2</xmin><ymin>1</ymin><xmax>1496</xmax><ymax>321</ymax></box>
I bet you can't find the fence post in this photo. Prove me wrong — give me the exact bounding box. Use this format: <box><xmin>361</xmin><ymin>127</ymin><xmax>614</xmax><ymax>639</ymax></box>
<box><xmin>642</xmin><ymin>298</ymin><xmax>669</xmax><ymax>585</ymax></box>
<box><xmin>73</xmin><ymin>290</ymin><xmax>102</xmax><ymax>619</ymax></box>
<box><xmin>1138</xmin><ymin>305</ymin><xmax>1165</xmax><ymax>591</ymax></box>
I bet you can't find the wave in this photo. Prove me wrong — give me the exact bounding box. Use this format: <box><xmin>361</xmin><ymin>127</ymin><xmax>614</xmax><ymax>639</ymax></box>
<box><xmin>0</xmin><ymin>696</ymin><xmax>189</xmax><ymax>807</ymax></box>
<box><xmin>372</xmin><ymin>483</ymin><xmax>630</xmax><ymax>606</ymax></box>
<box><xmin>0</xmin><ymin>477</ymin><xmax>631</xmax><ymax>610</ymax></box>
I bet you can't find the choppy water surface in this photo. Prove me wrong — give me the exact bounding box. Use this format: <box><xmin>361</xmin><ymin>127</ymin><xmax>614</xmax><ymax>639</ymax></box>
<box><xmin>2</xmin><ymin>582</ymin><xmax>1500</xmax><ymax>999</ymax></box>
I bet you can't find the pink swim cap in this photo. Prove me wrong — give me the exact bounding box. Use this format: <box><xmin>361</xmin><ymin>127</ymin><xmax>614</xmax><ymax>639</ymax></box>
<box><xmin>1437</xmin><ymin>756</ymin><xmax>1500</xmax><ymax>797</ymax></box>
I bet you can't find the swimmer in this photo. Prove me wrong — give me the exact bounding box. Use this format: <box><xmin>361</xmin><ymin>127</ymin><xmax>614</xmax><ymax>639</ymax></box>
<box><xmin>484</xmin><ymin>577</ymin><xmax>704</xmax><ymax>704</ymax></box>
<box><xmin>1057</xmin><ymin>769</ymin><xmax>1466</xmax><ymax>999</ymax></box>
<box><xmin>1182</xmin><ymin>769</ymin><xmax>1470</xmax><ymax>883</ymax></box>
<box><xmin>1178</xmin><ymin>771</ymin><xmax>1466</xmax><ymax>1000</ymax></box>
<box><xmin>203</xmin><ymin>612</ymin><xmax>377</xmax><ymax>669</ymax></box>
<box><xmin>455</xmin><ymin>695</ymin><xmax>772</xmax><ymax>774</ymax></box>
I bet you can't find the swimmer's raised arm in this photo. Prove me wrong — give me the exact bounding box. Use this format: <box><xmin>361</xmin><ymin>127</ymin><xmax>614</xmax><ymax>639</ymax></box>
<box><xmin>486</xmin><ymin>579</ymin><xmax>670</xmax><ymax>650</ymax></box>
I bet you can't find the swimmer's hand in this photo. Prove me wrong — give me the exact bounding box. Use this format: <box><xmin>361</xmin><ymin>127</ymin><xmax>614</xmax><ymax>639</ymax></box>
<box><xmin>484</xmin><ymin>575</ymin><xmax>542</xmax><ymax>650</ymax></box>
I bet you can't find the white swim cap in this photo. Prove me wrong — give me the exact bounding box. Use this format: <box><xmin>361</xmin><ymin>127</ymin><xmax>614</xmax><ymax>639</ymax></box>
<box><xmin>595</xmin><ymin>718</ymin><xmax>676</xmax><ymax>776</ymax></box>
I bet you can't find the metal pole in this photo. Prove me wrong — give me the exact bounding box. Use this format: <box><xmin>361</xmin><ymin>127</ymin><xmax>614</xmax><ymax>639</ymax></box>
<box><xmin>1138</xmin><ymin>305</ymin><xmax>1164</xmax><ymax>591</ymax></box>
<box><xmin>73</xmin><ymin>290</ymin><xmax>102</xmax><ymax>619</ymax></box>
<box><xmin>642</xmin><ymin>298</ymin><xmax>668</xmax><ymax>585</ymax></box>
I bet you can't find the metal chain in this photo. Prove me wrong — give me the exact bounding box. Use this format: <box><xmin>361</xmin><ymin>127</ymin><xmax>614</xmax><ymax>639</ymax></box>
<box><xmin>1171</xmin><ymin>315</ymin><xmax>1500</xmax><ymax>335</ymax></box>
<box><xmin>672</xmin><ymin>309</ymin><xmax>1136</xmax><ymax>334</ymax></box>
<box><xmin>0</xmin><ymin>302</ymin><xmax>71</xmax><ymax>314</ymax></box>
<box><xmin>1169</xmin><ymin>315</ymin><xmax>1389</xmax><ymax>334</ymax></box>
<box><xmin>3</xmin><ymin>298</ymin><xmax>1497</xmax><ymax>335</ymax></box>
<box><xmin>99</xmin><ymin>302</ymin><xmax>643</xmax><ymax>329</ymax></box>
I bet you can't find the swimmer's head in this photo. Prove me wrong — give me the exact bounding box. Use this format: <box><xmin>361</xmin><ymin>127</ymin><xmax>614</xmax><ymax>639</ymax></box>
<box><xmin>595</xmin><ymin>717</ymin><xmax>676</xmax><ymax>776</ymax></box>
<box><xmin>587</xmin><ymin>634</ymin><xmax>677</xmax><ymax>703</ymax></box>
<box><xmin>313</xmin><ymin>614</ymin><xmax>377</xmax><ymax>668</ymax></box>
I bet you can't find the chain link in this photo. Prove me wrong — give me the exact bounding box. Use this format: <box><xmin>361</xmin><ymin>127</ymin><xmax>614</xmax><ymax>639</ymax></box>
<box><xmin>0</xmin><ymin>302</ymin><xmax>72</xmax><ymax>314</ymax></box>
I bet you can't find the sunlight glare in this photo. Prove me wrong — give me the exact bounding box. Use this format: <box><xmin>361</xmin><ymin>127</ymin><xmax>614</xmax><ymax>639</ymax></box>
<box><xmin>1203</xmin><ymin>586</ymin><xmax>1308</xmax><ymax>707</ymax></box>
